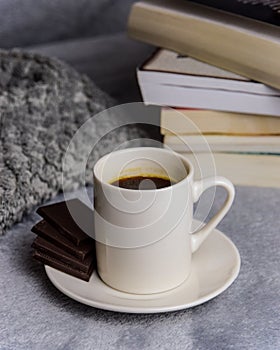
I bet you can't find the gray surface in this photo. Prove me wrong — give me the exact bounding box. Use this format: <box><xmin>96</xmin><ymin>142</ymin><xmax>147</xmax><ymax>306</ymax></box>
<box><xmin>0</xmin><ymin>185</ymin><xmax>279</xmax><ymax>349</ymax></box>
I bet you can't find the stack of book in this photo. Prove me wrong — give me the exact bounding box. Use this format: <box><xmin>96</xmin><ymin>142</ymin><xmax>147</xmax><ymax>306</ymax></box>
<box><xmin>128</xmin><ymin>0</ymin><xmax>280</xmax><ymax>187</ymax></box>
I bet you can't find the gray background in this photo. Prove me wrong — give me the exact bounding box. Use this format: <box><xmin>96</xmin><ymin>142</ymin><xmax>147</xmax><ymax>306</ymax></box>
<box><xmin>0</xmin><ymin>0</ymin><xmax>153</xmax><ymax>103</ymax></box>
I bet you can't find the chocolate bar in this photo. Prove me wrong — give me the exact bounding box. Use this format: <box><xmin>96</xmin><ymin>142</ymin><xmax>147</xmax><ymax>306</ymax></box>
<box><xmin>32</xmin><ymin>220</ymin><xmax>94</xmax><ymax>260</ymax></box>
<box><xmin>32</xmin><ymin>199</ymin><xmax>97</xmax><ymax>281</ymax></box>
<box><xmin>32</xmin><ymin>236</ymin><xmax>95</xmax><ymax>273</ymax></box>
<box><xmin>36</xmin><ymin>199</ymin><xmax>94</xmax><ymax>246</ymax></box>
<box><xmin>33</xmin><ymin>250</ymin><xmax>94</xmax><ymax>282</ymax></box>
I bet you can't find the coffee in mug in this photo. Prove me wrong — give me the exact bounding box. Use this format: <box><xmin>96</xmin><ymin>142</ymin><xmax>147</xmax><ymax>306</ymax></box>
<box><xmin>111</xmin><ymin>175</ymin><xmax>175</xmax><ymax>190</ymax></box>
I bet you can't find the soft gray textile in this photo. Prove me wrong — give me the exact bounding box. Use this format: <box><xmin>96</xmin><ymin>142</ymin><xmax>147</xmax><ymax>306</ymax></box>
<box><xmin>0</xmin><ymin>49</ymin><xmax>149</xmax><ymax>233</ymax></box>
<box><xmin>0</xmin><ymin>185</ymin><xmax>279</xmax><ymax>349</ymax></box>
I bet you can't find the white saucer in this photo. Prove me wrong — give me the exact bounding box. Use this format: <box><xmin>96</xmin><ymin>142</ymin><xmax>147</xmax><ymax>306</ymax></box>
<box><xmin>45</xmin><ymin>225</ymin><xmax>240</xmax><ymax>314</ymax></box>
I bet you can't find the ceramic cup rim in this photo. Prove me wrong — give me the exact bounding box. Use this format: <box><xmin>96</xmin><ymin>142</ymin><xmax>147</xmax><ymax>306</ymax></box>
<box><xmin>93</xmin><ymin>147</ymin><xmax>194</xmax><ymax>193</ymax></box>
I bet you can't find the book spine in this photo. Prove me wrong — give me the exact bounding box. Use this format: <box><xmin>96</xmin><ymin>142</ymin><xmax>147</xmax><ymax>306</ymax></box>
<box><xmin>128</xmin><ymin>2</ymin><xmax>280</xmax><ymax>90</ymax></box>
<box><xmin>177</xmin><ymin>152</ymin><xmax>280</xmax><ymax>187</ymax></box>
<box><xmin>164</xmin><ymin>134</ymin><xmax>280</xmax><ymax>153</ymax></box>
<box><xmin>160</xmin><ymin>109</ymin><xmax>280</xmax><ymax>135</ymax></box>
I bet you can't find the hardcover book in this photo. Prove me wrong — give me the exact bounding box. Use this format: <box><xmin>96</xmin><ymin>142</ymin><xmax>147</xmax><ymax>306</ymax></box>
<box><xmin>128</xmin><ymin>0</ymin><xmax>280</xmax><ymax>90</ymax></box>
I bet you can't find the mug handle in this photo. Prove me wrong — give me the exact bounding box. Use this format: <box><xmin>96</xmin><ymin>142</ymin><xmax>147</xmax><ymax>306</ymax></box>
<box><xmin>191</xmin><ymin>176</ymin><xmax>235</xmax><ymax>253</ymax></box>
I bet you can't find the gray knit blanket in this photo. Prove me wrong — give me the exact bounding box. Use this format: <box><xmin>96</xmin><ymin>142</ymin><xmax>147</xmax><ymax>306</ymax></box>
<box><xmin>0</xmin><ymin>50</ymin><xmax>147</xmax><ymax>233</ymax></box>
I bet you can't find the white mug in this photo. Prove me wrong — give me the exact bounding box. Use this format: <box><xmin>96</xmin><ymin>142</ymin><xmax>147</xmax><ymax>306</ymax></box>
<box><xmin>93</xmin><ymin>147</ymin><xmax>235</xmax><ymax>294</ymax></box>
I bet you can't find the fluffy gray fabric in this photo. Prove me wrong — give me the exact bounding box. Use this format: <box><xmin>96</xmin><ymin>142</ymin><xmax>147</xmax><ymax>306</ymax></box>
<box><xmin>0</xmin><ymin>186</ymin><xmax>279</xmax><ymax>350</ymax></box>
<box><xmin>0</xmin><ymin>50</ymin><xmax>148</xmax><ymax>233</ymax></box>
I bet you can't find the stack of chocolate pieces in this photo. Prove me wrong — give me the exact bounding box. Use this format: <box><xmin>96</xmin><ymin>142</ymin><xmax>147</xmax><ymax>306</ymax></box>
<box><xmin>31</xmin><ymin>199</ymin><xmax>96</xmax><ymax>281</ymax></box>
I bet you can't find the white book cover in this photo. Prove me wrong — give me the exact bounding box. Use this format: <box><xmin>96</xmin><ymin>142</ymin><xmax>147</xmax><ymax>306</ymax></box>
<box><xmin>138</xmin><ymin>50</ymin><xmax>280</xmax><ymax>116</ymax></box>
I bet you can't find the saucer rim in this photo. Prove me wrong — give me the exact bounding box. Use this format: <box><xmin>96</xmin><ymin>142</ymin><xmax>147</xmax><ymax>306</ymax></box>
<box><xmin>45</xmin><ymin>227</ymin><xmax>241</xmax><ymax>314</ymax></box>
